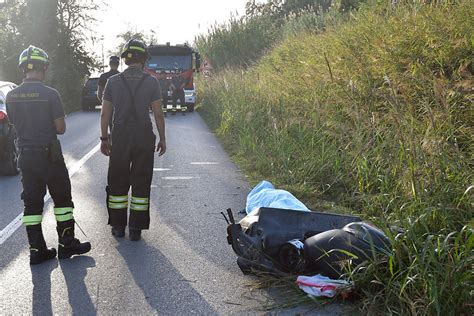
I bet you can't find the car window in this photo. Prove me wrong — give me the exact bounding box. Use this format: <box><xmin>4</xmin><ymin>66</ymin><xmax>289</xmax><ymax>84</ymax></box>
<box><xmin>85</xmin><ymin>78</ymin><xmax>99</xmax><ymax>89</ymax></box>
<box><xmin>0</xmin><ymin>85</ymin><xmax>15</xmax><ymax>107</ymax></box>
<box><xmin>0</xmin><ymin>93</ymin><xmax>5</xmax><ymax>110</ymax></box>
<box><xmin>0</xmin><ymin>86</ymin><xmax>12</xmax><ymax>97</ymax></box>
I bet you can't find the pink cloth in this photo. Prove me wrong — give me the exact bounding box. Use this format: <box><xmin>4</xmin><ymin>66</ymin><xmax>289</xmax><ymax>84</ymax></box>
<box><xmin>296</xmin><ymin>274</ymin><xmax>353</xmax><ymax>298</ymax></box>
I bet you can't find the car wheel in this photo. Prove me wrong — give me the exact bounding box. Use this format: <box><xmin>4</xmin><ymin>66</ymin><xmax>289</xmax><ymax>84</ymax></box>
<box><xmin>3</xmin><ymin>135</ymin><xmax>19</xmax><ymax>175</ymax></box>
<box><xmin>187</xmin><ymin>104</ymin><xmax>195</xmax><ymax>112</ymax></box>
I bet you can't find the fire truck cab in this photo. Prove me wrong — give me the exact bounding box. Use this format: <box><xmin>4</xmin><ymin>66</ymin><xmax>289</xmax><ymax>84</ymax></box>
<box><xmin>145</xmin><ymin>43</ymin><xmax>200</xmax><ymax>113</ymax></box>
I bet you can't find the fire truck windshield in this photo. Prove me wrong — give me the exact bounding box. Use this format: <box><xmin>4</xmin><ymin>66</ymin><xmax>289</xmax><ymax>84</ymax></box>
<box><xmin>146</xmin><ymin>55</ymin><xmax>192</xmax><ymax>71</ymax></box>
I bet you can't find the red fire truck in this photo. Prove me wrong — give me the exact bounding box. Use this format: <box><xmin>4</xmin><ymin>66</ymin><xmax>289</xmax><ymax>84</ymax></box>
<box><xmin>145</xmin><ymin>43</ymin><xmax>201</xmax><ymax>113</ymax></box>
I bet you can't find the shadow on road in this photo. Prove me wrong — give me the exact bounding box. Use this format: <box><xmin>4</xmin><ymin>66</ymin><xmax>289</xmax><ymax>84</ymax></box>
<box><xmin>60</xmin><ymin>256</ymin><xmax>96</xmax><ymax>315</ymax></box>
<box><xmin>31</xmin><ymin>259</ymin><xmax>58</xmax><ymax>315</ymax></box>
<box><xmin>116</xmin><ymin>239</ymin><xmax>218</xmax><ymax>314</ymax></box>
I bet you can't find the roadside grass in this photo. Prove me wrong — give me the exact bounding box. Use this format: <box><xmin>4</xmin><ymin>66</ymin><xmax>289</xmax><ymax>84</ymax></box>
<box><xmin>198</xmin><ymin>1</ymin><xmax>473</xmax><ymax>315</ymax></box>
<box><xmin>244</xmin><ymin>273</ymin><xmax>318</xmax><ymax>310</ymax></box>
<box><xmin>351</xmin><ymin>219</ymin><xmax>473</xmax><ymax>315</ymax></box>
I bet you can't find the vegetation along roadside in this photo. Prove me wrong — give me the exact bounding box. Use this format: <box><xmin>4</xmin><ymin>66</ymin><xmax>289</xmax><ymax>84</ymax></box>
<box><xmin>196</xmin><ymin>0</ymin><xmax>473</xmax><ymax>315</ymax></box>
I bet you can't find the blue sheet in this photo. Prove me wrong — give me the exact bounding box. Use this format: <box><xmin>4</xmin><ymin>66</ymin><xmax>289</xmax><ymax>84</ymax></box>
<box><xmin>245</xmin><ymin>180</ymin><xmax>310</xmax><ymax>214</ymax></box>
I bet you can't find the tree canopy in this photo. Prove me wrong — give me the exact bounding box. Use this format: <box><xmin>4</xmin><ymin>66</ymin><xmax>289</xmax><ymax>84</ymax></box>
<box><xmin>0</xmin><ymin>0</ymin><xmax>98</xmax><ymax>112</ymax></box>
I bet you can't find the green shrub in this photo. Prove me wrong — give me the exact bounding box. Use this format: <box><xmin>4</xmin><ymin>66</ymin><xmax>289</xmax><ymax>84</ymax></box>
<box><xmin>194</xmin><ymin>15</ymin><xmax>281</xmax><ymax>70</ymax></box>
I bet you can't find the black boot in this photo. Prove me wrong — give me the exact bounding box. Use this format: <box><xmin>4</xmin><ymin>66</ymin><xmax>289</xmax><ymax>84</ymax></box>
<box><xmin>26</xmin><ymin>225</ymin><xmax>57</xmax><ymax>265</ymax></box>
<box><xmin>57</xmin><ymin>220</ymin><xmax>91</xmax><ymax>259</ymax></box>
<box><xmin>111</xmin><ymin>226</ymin><xmax>125</xmax><ymax>237</ymax></box>
<box><xmin>129</xmin><ymin>228</ymin><xmax>142</xmax><ymax>241</ymax></box>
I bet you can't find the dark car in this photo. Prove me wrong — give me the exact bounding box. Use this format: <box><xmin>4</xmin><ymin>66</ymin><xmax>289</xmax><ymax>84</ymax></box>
<box><xmin>0</xmin><ymin>81</ymin><xmax>19</xmax><ymax>175</ymax></box>
<box><xmin>81</xmin><ymin>77</ymin><xmax>101</xmax><ymax>111</ymax></box>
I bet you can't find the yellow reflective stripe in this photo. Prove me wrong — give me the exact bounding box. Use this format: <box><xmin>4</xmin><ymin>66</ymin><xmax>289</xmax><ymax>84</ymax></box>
<box><xmin>129</xmin><ymin>46</ymin><xmax>146</xmax><ymax>52</ymax></box>
<box><xmin>54</xmin><ymin>207</ymin><xmax>73</xmax><ymax>215</ymax></box>
<box><xmin>109</xmin><ymin>195</ymin><xmax>128</xmax><ymax>202</ymax></box>
<box><xmin>21</xmin><ymin>56</ymin><xmax>48</xmax><ymax>62</ymax></box>
<box><xmin>30</xmin><ymin>55</ymin><xmax>48</xmax><ymax>62</ymax></box>
<box><xmin>22</xmin><ymin>215</ymin><xmax>43</xmax><ymax>226</ymax></box>
<box><xmin>130</xmin><ymin>203</ymin><xmax>148</xmax><ymax>211</ymax></box>
<box><xmin>55</xmin><ymin>213</ymin><xmax>74</xmax><ymax>222</ymax></box>
<box><xmin>108</xmin><ymin>202</ymin><xmax>128</xmax><ymax>209</ymax></box>
<box><xmin>131</xmin><ymin>197</ymin><xmax>149</xmax><ymax>204</ymax></box>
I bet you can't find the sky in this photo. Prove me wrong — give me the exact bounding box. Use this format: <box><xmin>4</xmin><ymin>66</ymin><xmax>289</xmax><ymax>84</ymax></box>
<box><xmin>93</xmin><ymin>0</ymin><xmax>258</xmax><ymax>58</ymax></box>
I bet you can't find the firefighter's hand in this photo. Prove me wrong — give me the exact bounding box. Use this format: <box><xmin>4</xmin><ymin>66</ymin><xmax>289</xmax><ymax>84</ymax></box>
<box><xmin>156</xmin><ymin>140</ymin><xmax>166</xmax><ymax>156</ymax></box>
<box><xmin>101</xmin><ymin>139</ymin><xmax>112</xmax><ymax>156</ymax></box>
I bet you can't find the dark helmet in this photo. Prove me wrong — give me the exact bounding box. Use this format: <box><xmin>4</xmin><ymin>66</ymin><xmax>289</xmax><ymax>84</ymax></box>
<box><xmin>109</xmin><ymin>55</ymin><xmax>120</xmax><ymax>64</ymax></box>
<box><xmin>18</xmin><ymin>45</ymin><xmax>49</xmax><ymax>71</ymax></box>
<box><xmin>120</xmin><ymin>39</ymin><xmax>148</xmax><ymax>60</ymax></box>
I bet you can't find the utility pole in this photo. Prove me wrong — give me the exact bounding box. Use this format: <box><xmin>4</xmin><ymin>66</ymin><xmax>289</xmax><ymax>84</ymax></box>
<box><xmin>101</xmin><ymin>36</ymin><xmax>105</xmax><ymax>72</ymax></box>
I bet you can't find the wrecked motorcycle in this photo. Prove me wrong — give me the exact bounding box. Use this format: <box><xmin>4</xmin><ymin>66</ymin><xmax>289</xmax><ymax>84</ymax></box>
<box><xmin>223</xmin><ymin>207</ymin><xmax>391</xmax><ymax>279</ymax></box>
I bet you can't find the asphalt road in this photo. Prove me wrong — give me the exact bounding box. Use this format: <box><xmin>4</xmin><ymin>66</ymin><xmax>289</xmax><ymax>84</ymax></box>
<box><xmin>0</xmin><ymin>110</ymin><xmax>344</xmax><ymax>315</ymax></box>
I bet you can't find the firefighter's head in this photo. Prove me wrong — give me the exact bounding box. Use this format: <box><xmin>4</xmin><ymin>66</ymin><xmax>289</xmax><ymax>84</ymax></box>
<box><xmin>121</xmin><ymin>39</ymin><xmax>148</xmax><ymax>66</ymax></box>
<box><xmin>109</xmin><ymin>55</ymin><xmax>120</xmax><ymax>70</ymax></box>
<box><xmin>18</xmin><ymin>45</ymin><xmax>49</xmax><ymax>77</ymax></box>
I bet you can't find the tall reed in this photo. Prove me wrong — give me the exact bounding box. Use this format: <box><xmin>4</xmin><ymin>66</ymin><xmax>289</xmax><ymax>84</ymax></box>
<box><xmin>198</xmin><ymin>1</ymin><xmax>473</xmax><ymax>314</ymax></box>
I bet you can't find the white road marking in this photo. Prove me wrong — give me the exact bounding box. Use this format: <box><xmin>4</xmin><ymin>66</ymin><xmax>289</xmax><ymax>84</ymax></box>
<box><xmin>66</xmin><ymin>143</ymin><xmax>100</xmax><ymax>175</ymax></box>
<box><xmin>161</xmin><ymin>185</ymin><xmax>188</xmax><ymax>188</ymax></box>
<box><xmin>153</xmin><ymin>168</ymin><xmax>171</xmax><ymax>171</ymax></box>
<box><xmin>190</xmin><ymin>162</ymin><xmax>218</xmax><ymax>165</ymax></box>
<box><xmin>0</xmin><ymin>143</ymin><xmax>100</xmax><ymax>245</ymax></box>
<box><xmin>161</xmin><ymin>176</ymin><xmax>199</xmax><ymax>180</ymax></box>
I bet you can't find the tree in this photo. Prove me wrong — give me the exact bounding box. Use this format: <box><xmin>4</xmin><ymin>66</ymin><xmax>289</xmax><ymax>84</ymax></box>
<box><xmin>112</xmin><ymin>27</ymin><xmax>158</xmax><ymax>56</ymax></box>
<box><xmin>0</xmin><ymin>0</ymin><xmax>98</xmax><ymax>112</ymax></box>
<box><xmin>0</xmin><ymin>0</ymin><xmax>28</xmax><ymax>83</ymax></box>
<box><xmin>51</xmin><ymin>0</ymin><xmax>98</xmax><ymax>111</ymax></box>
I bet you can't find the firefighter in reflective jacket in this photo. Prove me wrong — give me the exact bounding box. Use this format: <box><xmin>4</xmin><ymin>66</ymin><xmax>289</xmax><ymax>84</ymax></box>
<box><xmin>100</xmin><ymin>39</ymin><xmax>166</xmax><ymax>241</ymax></box>
<box><xmin>5</xmin><ymin>46</ymin><xmax>91</xmax><ymax>264</ymax></box>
